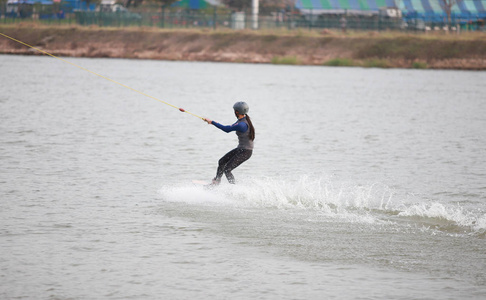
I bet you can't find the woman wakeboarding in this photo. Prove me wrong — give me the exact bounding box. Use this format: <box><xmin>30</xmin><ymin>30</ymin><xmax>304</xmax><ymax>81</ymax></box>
<box><xmin>203</xmin><ymin>101</ymin><xmax>255</xmax><ymax>186</ymax></box>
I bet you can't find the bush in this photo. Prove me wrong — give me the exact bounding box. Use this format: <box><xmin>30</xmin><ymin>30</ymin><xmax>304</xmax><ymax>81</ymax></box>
<box><xmin>412</xmin><ymin>61</ymin><xmax>428</xmax><ymax>69</ymax></box>
<box><xmin>363</xmin><ymin>59</ymin><xmax>390</xmax><ymax>68</ymax></box>
<box><xmin>324</xmin><ymin>58</ymin><xmax>355</xmax><ymax>67</ymax></box>
<box><xmin>271</xmin><ymin>56</ymin><xmax>300</xmax><ymax>65</ymax></box>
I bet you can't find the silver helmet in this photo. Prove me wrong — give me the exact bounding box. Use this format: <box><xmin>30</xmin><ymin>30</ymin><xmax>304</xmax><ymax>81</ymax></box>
<box><xmin>233</xmin><ymin>101</ymin><xmax>249</xmax><ymax>115</ymax></box>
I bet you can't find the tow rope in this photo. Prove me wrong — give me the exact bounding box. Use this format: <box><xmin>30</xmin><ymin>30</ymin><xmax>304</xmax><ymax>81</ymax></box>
<box><xmin>0</xmin><ymin>32</ymin><xmax>203</xmax><ymax>120</ymax></box>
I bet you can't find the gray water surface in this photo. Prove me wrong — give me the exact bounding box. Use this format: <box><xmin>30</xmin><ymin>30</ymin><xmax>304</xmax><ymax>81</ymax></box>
<box><xmin>1</xmin><ymin>55</ymin><xmax>486</xmax><ymax>299</ymax></box>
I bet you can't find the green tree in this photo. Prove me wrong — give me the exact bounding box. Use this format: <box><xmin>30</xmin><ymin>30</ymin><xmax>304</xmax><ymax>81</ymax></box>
<box><xmin>153</xmin><ymin>0</ymin><xmax>180</xmax><ymax>8</ymax></box>
<box><xmin>125</xmin><ymin>0</ymin><xmax>144</xmax><ymax>8</ymax></box>
<box><xmin>0</xmin><ymin>0</ymin><xmax>6</xmax><ymax>16</ymax></box>
<box><xmin>222</xmin><ymin>0</ymin><xmax>250</xmax><ymax>11</ymax></box>
<box><xmin>260</xmin><ymin>0</ymin><xmax>294</xmax><ymax>11</ymax></box>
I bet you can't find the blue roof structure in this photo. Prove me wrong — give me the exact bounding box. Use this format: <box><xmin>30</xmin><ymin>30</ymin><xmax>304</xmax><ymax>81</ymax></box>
<box><xmin>295</xmin><ymin>0</ymin><xmax>486</xmax><ymax>21</ymax></box>
<box><xmin>7</xmin><ymin>0</ymin><xmax>53</xmax><ymax>4</ymax></box>
<box><xmin>61</xmin><ymin>0</ymin><xmax>96</xmax><ymax>12</ymax></box>
<box><xmin>171</xmin><ymin>0</ymin><xmax>210</xmax><ymax>9</ymax></box>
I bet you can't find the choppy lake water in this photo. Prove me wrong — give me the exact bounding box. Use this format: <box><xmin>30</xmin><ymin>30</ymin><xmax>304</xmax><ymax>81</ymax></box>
<box><xmin>1</xmin><ymin>54</ymin><xmax>486</xmax><ymax>299</ymax></box>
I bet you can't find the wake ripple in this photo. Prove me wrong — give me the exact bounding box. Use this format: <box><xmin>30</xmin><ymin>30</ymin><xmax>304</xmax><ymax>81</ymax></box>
<box><xmin>159</xmin><ymin>176</ymin><xmax>486</xmax><ymax>237</ymax></box>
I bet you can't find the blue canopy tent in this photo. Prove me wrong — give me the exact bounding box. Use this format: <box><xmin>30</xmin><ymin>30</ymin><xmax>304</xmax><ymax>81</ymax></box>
<box><xmin>400</xmin><ymin>0</ymin><xmax>486</xmax><ymax>21</ymax></box>
<box><xmin>295</xmin><ymin>0</ymin><xmax>486</xmax><ymax>21</ymax></box>
<box><xmin>7</xmin><ymin>0</ymin><xmax>52</xmax><ymax>4</ymax></box>
<box><xmin>61</xmin><ymin>0</ymin><xmax>97</xmax><ymax>13</ymax></box>
<box><xmin>6</xmin><ymin>0</ymin><xmax>54</xmax><ymax>18</ymax></box>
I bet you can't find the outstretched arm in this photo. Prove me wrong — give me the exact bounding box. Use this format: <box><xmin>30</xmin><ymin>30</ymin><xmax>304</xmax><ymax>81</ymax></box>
<box><xmin>203</xmin><ymin>118</ymin><xmax>248</xmax><ymax>133</ymax></box>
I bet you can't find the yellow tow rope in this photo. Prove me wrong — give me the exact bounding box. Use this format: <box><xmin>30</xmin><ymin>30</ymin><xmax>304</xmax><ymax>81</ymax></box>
<box><xmin>0</xmin><ymin>32</ymin><xmax>203</xmax><ymax>120</ymax></box>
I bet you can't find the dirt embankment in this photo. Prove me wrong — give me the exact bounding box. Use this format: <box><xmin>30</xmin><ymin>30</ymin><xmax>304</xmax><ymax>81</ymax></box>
<box><xmin>1</xmin><ymin>24</ymin><xmax>486</xmax><ymax>70</ymax></box>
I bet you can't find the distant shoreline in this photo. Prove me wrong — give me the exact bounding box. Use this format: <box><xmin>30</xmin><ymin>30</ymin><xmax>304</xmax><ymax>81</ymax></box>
<box><xmin>1</xmin><ymin>23</ymin><xmax>486</xmax><ymax>70</ymax></box>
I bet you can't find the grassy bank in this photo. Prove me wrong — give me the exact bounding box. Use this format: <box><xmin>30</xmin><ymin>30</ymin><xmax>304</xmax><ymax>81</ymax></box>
<box><xmin>1</xmin><ymin>23</ymin><xmax>486</xmax><ymax>70</ymax></box>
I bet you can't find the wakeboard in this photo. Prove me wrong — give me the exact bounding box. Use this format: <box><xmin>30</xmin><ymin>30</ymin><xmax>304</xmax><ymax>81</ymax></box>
<box><xmin>192</xmin><ymin>180</ymin><xmax>216</xmax><ymax>190</ymax></box>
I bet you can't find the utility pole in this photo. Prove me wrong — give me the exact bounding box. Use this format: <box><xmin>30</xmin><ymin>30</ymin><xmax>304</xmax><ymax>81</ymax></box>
<box><xmin>252</xmin><ymin>0</ymin><xmax>259</xmax><ymax>29</ymax></box>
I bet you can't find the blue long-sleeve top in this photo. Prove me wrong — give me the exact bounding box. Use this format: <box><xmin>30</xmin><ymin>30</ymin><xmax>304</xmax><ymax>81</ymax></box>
<box><xmin>211</xmin><ymin>120</ymin><xmax>248</xmax><ymax>133</ymax></box>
